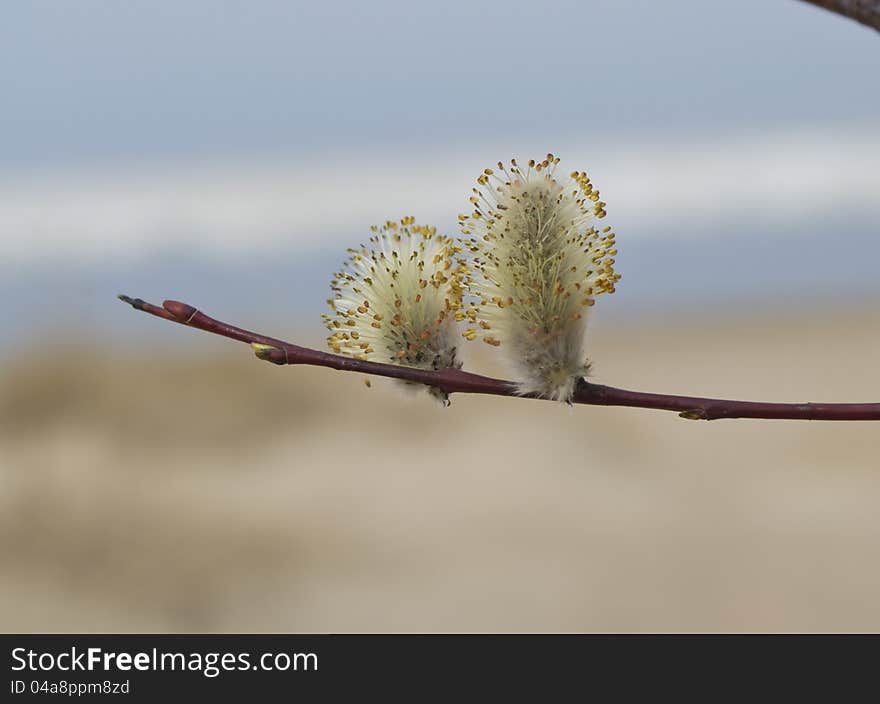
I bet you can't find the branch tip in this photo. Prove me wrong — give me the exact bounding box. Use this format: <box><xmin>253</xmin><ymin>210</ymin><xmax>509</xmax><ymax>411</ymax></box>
<box><xmin>117</xmin><ymin>294</ymin><xmax>145</xmax><ymax>311</ymax></box>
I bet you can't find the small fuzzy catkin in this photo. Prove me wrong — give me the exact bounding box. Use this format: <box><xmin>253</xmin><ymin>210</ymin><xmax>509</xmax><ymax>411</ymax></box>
<box><xmin>323</xmin><ymin>217</ymin><xmax>468</xmax><ymax>403</ymax></box>
<box><xmin>459</xmin><ymin>154</ymin><xmax>620</xmax><ymax>402</ymax></box>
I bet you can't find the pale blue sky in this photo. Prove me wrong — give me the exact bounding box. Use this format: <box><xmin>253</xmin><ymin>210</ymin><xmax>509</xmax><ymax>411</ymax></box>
<box><xmin>1</xmin><ymin>1</ymin><xmax>878</xmax><ymax>347</ymax></box>
<box><xmin>2</xmin><ymin>0</ymin><xmax>878</xmax><ymax>168</ymax></box>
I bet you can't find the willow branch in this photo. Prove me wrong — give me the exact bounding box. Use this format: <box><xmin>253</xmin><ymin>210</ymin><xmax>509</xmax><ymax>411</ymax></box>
<box><xmin>798</xmin><ymin>0</ymin><xmax>880</xmax><ymax>31</ymax></box>
<box><xmin>118</xmin><ymin>295</ymin><xmax>880</xmax><ymax>421</ymax></box>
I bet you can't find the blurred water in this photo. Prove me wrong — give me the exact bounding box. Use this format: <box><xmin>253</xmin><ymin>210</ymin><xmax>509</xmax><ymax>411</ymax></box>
<box><xmin>4</xmin><ymin>217</ymin><xmax>879</xmax><ymax>353</ymax></box>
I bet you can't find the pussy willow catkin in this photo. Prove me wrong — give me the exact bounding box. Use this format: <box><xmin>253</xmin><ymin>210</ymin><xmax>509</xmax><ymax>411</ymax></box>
<box><xmin>459</xmin><ymin>154</ymin><xmax>620</xmax><ymax>402</ymax></box>
<box><xmin>323</xmin><ymin>217</ymin><xmax>468</xmax><ymax>402</ymax></box>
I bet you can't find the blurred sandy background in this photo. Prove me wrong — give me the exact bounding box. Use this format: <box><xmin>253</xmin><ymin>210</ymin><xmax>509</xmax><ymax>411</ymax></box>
<box><xmin>2</xmin><ymin>304</ymin><xmax>879</xmax><ymax>633</ymax></box>
<box><xmin>2</xmin><ymin>1</ymin><xmax>879</xmax><ymax>632</ymax></box>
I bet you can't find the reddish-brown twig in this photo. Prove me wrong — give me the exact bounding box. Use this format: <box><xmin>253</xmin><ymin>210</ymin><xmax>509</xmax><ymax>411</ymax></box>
<box><xmin>118</xmin><ymin>295</ymin><xmax>880</xmax><ymax>421</ymax></box>
<box><xmin>798</xmin><ymin>0</ymin><xmax>880</xmax><ymax>32</ymax></box>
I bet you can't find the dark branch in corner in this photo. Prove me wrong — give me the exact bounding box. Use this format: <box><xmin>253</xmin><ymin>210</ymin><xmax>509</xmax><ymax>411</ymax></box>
<box><xmin>798</xmin><ymin>0</ymin><xmax>880</xmax><ymax>32</ymax></box>
<box><xmin>118</xmin><ymin>295</ymin><xmax>880</xmax><ymax>421</ymax></box>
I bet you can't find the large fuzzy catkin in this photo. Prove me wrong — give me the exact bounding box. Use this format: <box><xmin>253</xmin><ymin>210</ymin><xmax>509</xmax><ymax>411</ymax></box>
<box><xmin>323</xmin><ymin>217</ymin><xmax>468</xmax><ymax>402</ymax></box>
<box><xmin>459</xmin><ymin>154</ymin><xmax>620</xmax><ymax>402</ymax></box>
